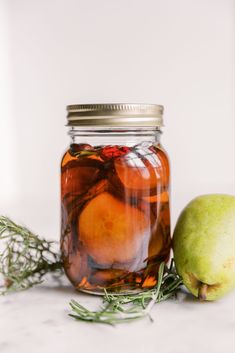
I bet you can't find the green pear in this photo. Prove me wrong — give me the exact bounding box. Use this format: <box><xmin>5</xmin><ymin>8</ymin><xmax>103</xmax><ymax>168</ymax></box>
<box><xmin>173</xmin><ymin>194</ymin><xmax>235</xmax><ymax>301</ymax></box>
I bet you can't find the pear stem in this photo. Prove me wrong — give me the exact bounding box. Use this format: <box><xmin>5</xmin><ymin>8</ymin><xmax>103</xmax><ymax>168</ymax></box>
<box><xmin>198</xmin><ymin>283</ymin><xmax>208</xmax><ymax>301</ymax></box>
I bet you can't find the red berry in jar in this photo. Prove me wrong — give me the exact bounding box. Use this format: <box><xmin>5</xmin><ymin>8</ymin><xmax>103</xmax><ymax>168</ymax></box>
<box><xmin>99</xmin><ymin>145</ymin><xmax>130</xmax><ymax>160</ymax></box>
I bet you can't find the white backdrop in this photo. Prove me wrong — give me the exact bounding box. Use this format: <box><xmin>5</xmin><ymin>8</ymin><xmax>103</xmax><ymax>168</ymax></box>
<box><xmin>0</xmin><ymin>0</ymin><xmax>234</xmax><ymax>241</ymax></box>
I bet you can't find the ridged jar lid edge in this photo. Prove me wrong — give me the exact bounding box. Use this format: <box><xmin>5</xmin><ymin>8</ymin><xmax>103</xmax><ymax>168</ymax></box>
<box><xmin>66</xmin><ymin>103</ymin><xmax>164</xmax><ymax>127</ymax></box>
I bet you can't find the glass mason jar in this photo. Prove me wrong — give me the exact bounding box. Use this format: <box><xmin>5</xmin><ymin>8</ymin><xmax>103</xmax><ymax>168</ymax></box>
<box><xmin>61</xmin><ymin>104</ymin><xmax>171</xmax><ymax>294</ymax></box>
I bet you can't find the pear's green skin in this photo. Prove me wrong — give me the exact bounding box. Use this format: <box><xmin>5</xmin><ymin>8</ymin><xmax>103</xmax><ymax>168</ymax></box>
<box><xmin>173</xmin><ymin>194</ymin><xmax>235</xmax><ymax>301</ymax></box>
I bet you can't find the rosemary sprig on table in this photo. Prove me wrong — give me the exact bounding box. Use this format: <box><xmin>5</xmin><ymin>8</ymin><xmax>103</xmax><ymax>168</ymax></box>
<box><xmin>69</xmin><ymin>261</ymin><xmax>183</xmax><ymax>325</ymax></box>
<box><xmin>0</xmin><ymin>216</ymin><xmax>63</xmax><ymax>294</ymax></box>
<box><xmin>0</xmin><ymin>216</ymin><xmax>183</xmax><ymax>325</ymax></box>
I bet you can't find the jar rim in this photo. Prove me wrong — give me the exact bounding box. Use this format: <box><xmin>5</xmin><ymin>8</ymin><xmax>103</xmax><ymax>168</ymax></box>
<box><xmin>66</xmin><ymin>103</ymin><xmax>164</xmax><ymax>127</ymax></box>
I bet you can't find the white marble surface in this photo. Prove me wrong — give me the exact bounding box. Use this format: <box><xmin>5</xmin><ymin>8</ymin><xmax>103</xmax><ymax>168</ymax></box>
<box><xmin>1</xmin><ymin>192</ymin><xmax>235</xmax><ymax>353</ymax></box>
<box><xmin>1</xmin><ymin>274</ymin><xmax>235</xmax><ymax>353</ymax></box>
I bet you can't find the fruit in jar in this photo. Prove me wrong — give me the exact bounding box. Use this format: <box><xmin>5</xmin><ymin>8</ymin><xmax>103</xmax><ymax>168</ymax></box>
<box><xmin>78</xmin><ymin>192</ymin><xmax>150</xmax><ymax>264</ymax></box>
<box><xmin>173</xmin><ymin>194</ymin><xmax>235</xmax><ymax>301</ymax></box>
<box><xmin>61</xmin><ymin>158</ymin><xmax>103</xmax><ymax>198</ymax></box>
<box><xmin>99</xmin><ymin>145</ymin><xmax>130</xmax><ymax>160</ymax></box>
<box><xmin>61</xmin><ymin>141</ymin><xmax>171</xmax><ymax>292</ymax></box>
<box><xmin>148</xmin><ymin>229</ymin><xmax>164</xmax><ymax>259</ymax></box>
<box><xmin>63</xmin><ymin>251</ymin><xmax>83</xmax><ymax>286</ymax></box>
<box><xmin>113</xmin><ymin>146</ymin><xmax>169</xmax><ymax>195</ymax></box>
<box><xmin>91</xmin><ymin>269</ymin><xmax>125</xmax><ymax>285</ymax></box>
<box><xmin>114</xmin><ymin>156</ymin><xmax>158</xmax><ymax>190</ymax></box>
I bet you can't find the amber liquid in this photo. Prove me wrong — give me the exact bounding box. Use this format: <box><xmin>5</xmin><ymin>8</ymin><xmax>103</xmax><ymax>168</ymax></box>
<box><xmin>61</xmin><ymin>142</ymin><xmax>171</xmax><ymax>293</ymax></box>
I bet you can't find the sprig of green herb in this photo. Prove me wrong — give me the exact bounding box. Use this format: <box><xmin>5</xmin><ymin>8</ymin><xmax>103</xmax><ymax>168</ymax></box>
<box><xmin>0</xmin><ymin>216</ymin><xmax>63</xmax><ymax>294</ymax></box>
<box><xmin>0</xmin><ymin>216</ymin><xmax>183</xmax><ymax>325</ymax></box>
<box><xmin>69</xmin><ymin>261</ymin><xmax>183</xmax><ymax>325</ymax></box>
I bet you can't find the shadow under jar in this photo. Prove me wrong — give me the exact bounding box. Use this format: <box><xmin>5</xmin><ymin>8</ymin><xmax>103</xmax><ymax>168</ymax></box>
<box><xmin>61</xmin><ymin>103</ymin><xmax>171</xmax><ymax>294</ymax></box>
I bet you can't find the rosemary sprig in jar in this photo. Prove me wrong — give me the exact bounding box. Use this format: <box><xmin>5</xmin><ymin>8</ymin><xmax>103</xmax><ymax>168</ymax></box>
<box><xmin>0</xmin><ymin>216</ymin><xmax>63</xmax><ymax>294</ymax></box>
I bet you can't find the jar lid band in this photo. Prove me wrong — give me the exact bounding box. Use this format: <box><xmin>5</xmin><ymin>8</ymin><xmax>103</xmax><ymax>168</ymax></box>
<box><xmin>66</xmin><ymin>103</ymin><xmax>164</xmax><ymax>127</ymax></box>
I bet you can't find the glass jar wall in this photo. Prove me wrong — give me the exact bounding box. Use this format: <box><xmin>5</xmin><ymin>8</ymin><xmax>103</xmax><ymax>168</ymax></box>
<box><xmin>61</xmin><ymin>104</ymin><xmax>171</xmax><ymax>294</ymax></box>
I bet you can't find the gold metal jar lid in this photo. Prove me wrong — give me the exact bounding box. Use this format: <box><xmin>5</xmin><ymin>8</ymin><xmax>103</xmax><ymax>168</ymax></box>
<box><xmin>66</xmin><ymin>103</ymin><xmax>164</xmax><ymax>127</ymax></box>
